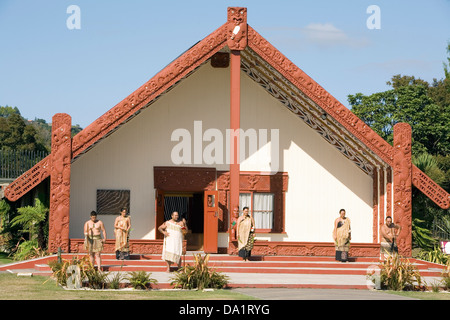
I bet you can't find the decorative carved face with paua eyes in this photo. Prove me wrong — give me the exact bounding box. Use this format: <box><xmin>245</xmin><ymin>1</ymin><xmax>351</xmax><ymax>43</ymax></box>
<box><xmin>227</xmin><ymin>7</ymin><xmax>247</xmax><ymax>50</ymax></box>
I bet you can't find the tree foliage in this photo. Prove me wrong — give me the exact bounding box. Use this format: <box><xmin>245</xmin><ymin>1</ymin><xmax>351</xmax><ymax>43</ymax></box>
<box><xmin>348</xmin><ymin>44</ymin><xmax>450</xmax><ymax>250</ymax></box>
<box><xmin>0</xmin><ymin>107</ymin><xmax>48</xmax><ymax>152</ymax></box>
<box><xmin>348</xmin><ymin>76</ymin><xmax>449</xmax><ymax>156</ymax></box>
<box><xmin>10</xmin><ymin>198</ymin><xmax>48</xmax><ymax>250</ymax></box>
<box><xmin>0</xmin><ymin>105</ymin><xmax>84</xmax><ymax>152</ymax></box>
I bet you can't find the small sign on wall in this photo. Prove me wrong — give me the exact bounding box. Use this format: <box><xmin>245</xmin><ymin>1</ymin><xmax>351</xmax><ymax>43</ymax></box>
<box><xmin>96</xmin><ymin>189</ymin><xmax>130</xmax><ymax>215</ymax></box>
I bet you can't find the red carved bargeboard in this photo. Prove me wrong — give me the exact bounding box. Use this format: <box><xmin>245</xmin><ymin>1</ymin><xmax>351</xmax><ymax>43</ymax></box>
<box><xmin>412</xmin><ymin>165</ymin><xmax>450</xmax><ymax>209</ymax></box>
<box><xmin>3</xmin><ymin>156</ymin><xmax>51</xmax><ymax>202</ymax></box>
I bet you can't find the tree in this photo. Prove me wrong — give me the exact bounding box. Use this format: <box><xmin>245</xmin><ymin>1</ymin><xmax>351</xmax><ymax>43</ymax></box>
<box><xmin>348</xmin><ymin>78</ymin><xmax>449</xmax><ymax>156</ymax></box>
<box><xmin>348</xmin><ymin>44</ymin><xmax>450</xmax><ymax>250</ymax></box>
<box><xmin>0</xmin><ymin>106</ymin><xmax>20</xmax><ymax>118</ymax></box>
<box><xmin>0</xmin><ymin>107</ymin><xmax>48</xmax><ymax>152</ymax></box>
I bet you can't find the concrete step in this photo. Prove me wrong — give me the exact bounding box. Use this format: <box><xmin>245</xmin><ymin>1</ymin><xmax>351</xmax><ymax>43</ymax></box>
<box><xmin>2</xmin><ymin>253</ymin><xmax>447</xmax><ymax>290</ymax></box>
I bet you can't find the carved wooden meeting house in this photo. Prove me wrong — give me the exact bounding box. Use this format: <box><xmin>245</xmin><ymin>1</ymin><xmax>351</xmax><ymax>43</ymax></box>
<box><xmin>4</xmin><ymin>7</ymin><xmax>449</xmax><ymax>258</ymax></box>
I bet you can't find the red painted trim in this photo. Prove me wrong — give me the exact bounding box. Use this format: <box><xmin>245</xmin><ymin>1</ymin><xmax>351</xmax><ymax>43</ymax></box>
<box><xmin>372</xmin><ymin>169</ymin><xmax>378</xmax><ymax>243</ymax></box>
<box><xmin>379</xmin><ymin>169</ymin><xmax>385</xmax><ymax>242</ymax></box>
<box><xmin>229</xmin><ymin>50</ymin><xmax>241</xmax><ymax>243</ymax></box>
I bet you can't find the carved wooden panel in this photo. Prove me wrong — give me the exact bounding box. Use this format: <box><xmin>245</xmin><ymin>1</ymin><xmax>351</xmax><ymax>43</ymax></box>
<box><xmin>69</xmin><ymin>239</ymin><xmax>186</xmax><ymax>254</ymax></box>
<box><xmin>226</xmin><ymin>7</ymin><xmax>247</xmax><ymax>50</ymax></box>
<box><xmin>227</xmin><ymin>241</ymin><xmax>380</xmax><ymax>257</ymax></box>
<box><xmin>96</xmin><ymin>189</ymin><xmax>130</xmax><ymax>215</ymax></box>
<box><xmin>412</xmin><ymin>165</ymin><xmax>450</xmax><ymax>209</ymax></box>
<box><xmin>393</xmin><ymin>123</ymin><xmax>412</xmax><ymax>257</ymax></box>
<box><xmin>153</xmin><ymin>167</ymin><xmax>216</xmax><ymax>192</ymax></box>
<box><xmin>3</xmin><ymin>156</ymin><xmax>51</xmax><ymax>202</ymax></box>
<box><xmin>48</xmin><ymin>113</ymin><xmax>72</xmax><ymax>253</ymax></box>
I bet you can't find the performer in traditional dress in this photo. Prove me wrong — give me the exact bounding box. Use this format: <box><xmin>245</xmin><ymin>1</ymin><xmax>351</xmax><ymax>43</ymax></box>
<box><xmin>158</xmin><ymin>211</ymin><xmax>186</xmax><ymax>272</ymax></box>
<box><xmin>380</xmin><ymin>216</ymin><xmax>401</xmax><ymax>258</ymax></box>
<box><xmin>114</xmin><ymin>207</ymin><xmax>131</xmax><ymax>260</ymax></box>
<box><xmin>333</xmin><ymin>209</ymin><xmax>351</xmax><ymax>262</ymax></box>
<box><xmin>84</xmin><ymin>211</ymin><xmax>107</xmax><ymax>269</ymax></box>
<box><xmin>236</xmin><ymin>207</ymin><xmax>256</xmax><ymax>261</ymax></box>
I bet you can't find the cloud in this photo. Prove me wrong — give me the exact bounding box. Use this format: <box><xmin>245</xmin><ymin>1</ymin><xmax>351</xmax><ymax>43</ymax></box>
<box><xmin>258</xmin><ymin>23</ymin><xmax>369</xmax><ymax>50</ymax></box>
<box><xmin>301</xmin><ymin>23</ymin><xmax>369</xmax><ymax>48</ymax></box>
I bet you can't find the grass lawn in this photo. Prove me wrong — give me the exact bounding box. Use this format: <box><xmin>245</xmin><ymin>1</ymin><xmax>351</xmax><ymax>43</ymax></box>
<box><xmin>384</xmin><ymin>290</ymin><xmax>450</xmax><ymax>300</ymax></box>
<box><xmin>0</xmin><ymin>252</ymin><xmax>13</xmax><ymax>264</ymax></box>
<box><xmin>0</xmin><ymin>273</ymin><xmax>256</xmax><ymax>300</ymax></box>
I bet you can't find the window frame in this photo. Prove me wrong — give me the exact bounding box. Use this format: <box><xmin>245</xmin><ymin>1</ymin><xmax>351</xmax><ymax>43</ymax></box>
<box><xmin>217</xmin><ymin>171</ymin><xmax>288</xmax><ymax>234</ymax></box>
<box><xmin>239</xmin><ymin>191</ymin><xmax>275</xmax><ymax>233</ymax></box>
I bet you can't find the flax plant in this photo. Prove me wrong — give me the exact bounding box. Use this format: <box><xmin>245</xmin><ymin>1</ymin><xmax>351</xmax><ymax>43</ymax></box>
<box><xmin>127</xmin><ymin>270</ymin><xmax>158</xmax><ymax>290</ymax></box>
<box><xmin>442</xmin><ymin>264</ymin><xmax>450</xmax><ymax>291</ymax></box>
<box><xmin>47</xmin><ymin>255</ymin><xmax>91</xmax><ymax>287</ymax></box>
<box><xmin>378</xmin><ymin>253</ymin><xmax>424</xmax><ymax>291</ymax></box>
<box><xmin>170</xmin><ymin>253</ymin><xmax>229</xmax><ymax>290</ymax></box>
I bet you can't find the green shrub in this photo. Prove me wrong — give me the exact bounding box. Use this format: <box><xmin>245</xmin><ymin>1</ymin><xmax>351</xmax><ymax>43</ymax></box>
<box><xmin>48</xmin><ymin>256</ymin><xmax>94</xmax><ymax>288</ymax></box>
<box><xmin>170</xmin><ymin>253</ymin><xmax>229</xmax><ymax>290</ymax></box>
<box><xmin>127</xmin><ymin>270</ymin><xmax>158</xmax><ymax>290</ymax></box>
<box><xmin>418</xmin><ymin>245</ymin><xmax>449</xmax><ymax>265</ymax></box>
<box><xmin>13</xmin><ymin>239</ymin><xmax>47</xmax><ymax>261</ymax></box>
<box><xmin>108</xmin><ymin>269</ymin><xmax>125</xmax><ymax>290</ymax></box>
<box><xmin>442</xmin><ymin>265</ymin><xmax>450</xmax><ymax>291</ymax></box>
<box><xmin>85</xmin><ymin>267</ymin><xmax>109</xmax><ymax>289</ymax></box>
<box><xmin>378</xmin><ymin>254</ymin><xmax>424</xmax><ymax>291</ymax></box>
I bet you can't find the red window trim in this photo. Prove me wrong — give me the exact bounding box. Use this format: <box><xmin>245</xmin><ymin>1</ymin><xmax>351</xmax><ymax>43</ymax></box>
<box><xmin>217</xmin><ymin>171</ymin><xmax>288</xmax><ymax>233</ymax></box>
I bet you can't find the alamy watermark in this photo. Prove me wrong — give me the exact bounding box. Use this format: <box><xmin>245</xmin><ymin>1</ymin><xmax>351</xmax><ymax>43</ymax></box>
<box><xmin>366</xmin><ymin>5</ymin><xmax>381</xmax><ymax>30</ymax></box>
<box><xmin>66</xmin><ymin>5</ymin><xmax>81</xmax><ymax>30</ymax></box>
<box><xmin>171</xmin><ymin>121</ymin><xmax>280</xmax><ymax>174</ymax></box>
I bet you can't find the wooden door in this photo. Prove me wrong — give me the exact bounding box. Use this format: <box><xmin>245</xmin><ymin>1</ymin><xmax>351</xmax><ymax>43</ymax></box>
<box><xmin>203</xmin><ymin>190</ymin><xmax>219</xmax><ymax>253</ymax></box>
<box><xmin>155</xmin><ymin>189</ymin><xmax>165</xmax><ymax>239</ymax></box>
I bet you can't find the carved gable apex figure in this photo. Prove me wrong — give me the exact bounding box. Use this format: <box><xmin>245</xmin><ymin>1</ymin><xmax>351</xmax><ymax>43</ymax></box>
<box><xmin>227</xmin><ymin>7</ymin><xmax>247</xmax><ymax>50</ymax></box>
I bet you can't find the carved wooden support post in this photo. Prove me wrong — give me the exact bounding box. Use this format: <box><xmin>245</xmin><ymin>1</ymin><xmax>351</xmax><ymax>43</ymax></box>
<box><xmin>227</xmin><ymin>7</ymin><xmax>247</xmax><ymax>249</ymax></box>
<box><xmin>48</xmin><ymin>113</ymin><xmax>72</xmax><ymax>253</ymax></box>
<box><xmin>393</xmin><ymin>123</ymin><xmax>412</xmax><ymax>257</ymax></box>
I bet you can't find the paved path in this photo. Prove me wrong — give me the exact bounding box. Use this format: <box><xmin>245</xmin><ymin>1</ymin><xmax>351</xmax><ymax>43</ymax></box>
<box><xmin>232</xmin><ymin>288</ymin><xmax>418</xmax><ymax>300</ymax></box>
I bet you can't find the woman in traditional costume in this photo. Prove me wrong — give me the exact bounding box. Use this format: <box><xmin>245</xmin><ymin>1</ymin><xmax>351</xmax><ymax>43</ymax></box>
<box><xmin>333</xmin><ymin>209</ymin><xmax>351</xmax><ymax>262</ymax></box>
<box><xmin>114</xmin><ymin>207</ymin><xmax>131</xmax><ymax>260</ymax></box>
<box><xmin>158</xmin><ymin>211</ymin><xmax>186</xmax><ymax>272</ymax></box>
<box><xmin>236</xmin><ymin>207</ymin><xmax>256</xmax><ymax>261</ymax></box>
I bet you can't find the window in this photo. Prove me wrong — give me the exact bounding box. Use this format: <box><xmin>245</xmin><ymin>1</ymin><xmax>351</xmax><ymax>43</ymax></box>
<box><xmin>239</xmin><ymin>192</ymin><xmax>274</xmax><ymax>230</ymax></box>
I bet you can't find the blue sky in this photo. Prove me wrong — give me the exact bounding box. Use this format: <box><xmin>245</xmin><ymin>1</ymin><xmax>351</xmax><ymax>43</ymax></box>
<box><xmin>0</xmin><ymin>0</ymin><xmax>449</xmax><ymax>128</ymax></box>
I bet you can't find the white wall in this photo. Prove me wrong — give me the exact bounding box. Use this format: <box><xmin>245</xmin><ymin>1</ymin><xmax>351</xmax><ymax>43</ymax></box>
<box><xmin>70</xmin><ymin>63</ymin><xmax>230</xmax><ymax>239</ymax></box>
<box><xmin>239</xmin><ymin>73</ymin><xmax>373</xmax><ymax>243</ymax></box>
<box><xmin>70</xmin><ymin>62</ymin><xmax>373</xmax><ymax>243</ymax></box>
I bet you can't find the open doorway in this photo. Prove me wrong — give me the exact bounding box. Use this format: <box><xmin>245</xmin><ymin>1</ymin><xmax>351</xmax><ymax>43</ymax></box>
<box><xmin>163</xmin><ymin>192</ymin><xmax>204</xmax><ymax>251</ymax></box>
